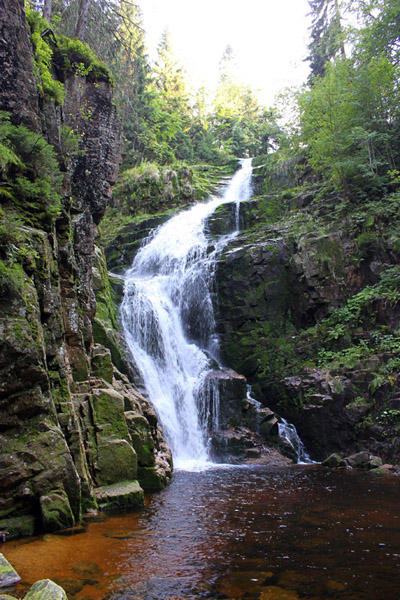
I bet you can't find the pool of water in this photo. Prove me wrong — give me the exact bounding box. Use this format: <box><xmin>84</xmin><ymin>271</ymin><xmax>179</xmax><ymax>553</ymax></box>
<box><xmin>4</xmin><ymin>464</ymin><xmax>400</xmax><ymax>599</ymax></box>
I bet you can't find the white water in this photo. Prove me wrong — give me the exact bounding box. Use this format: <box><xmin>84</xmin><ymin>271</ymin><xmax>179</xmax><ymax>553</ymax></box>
<box><xmin>121</xmin><ymin>159</ymin><xmax>253</xmax><ymax>469</ymax></box>
<box><xmin>278</xmin><ymin>418</ymin><xmax>313</xmax><ymax>464</ymax></box>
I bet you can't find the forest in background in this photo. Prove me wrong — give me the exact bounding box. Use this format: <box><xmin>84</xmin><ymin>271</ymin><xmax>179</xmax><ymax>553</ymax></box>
<box><xmin>2</xmin><ymin>0</ymin><xmax>398</xmax><ymax>207</ymax></box>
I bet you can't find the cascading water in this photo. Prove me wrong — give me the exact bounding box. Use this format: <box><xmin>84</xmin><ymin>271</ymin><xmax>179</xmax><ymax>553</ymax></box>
<box><xmin>278</xmin><ymin>418</ymin><xmax>313</xmax><ymax>464</ymax></box>
<box><xmin>121</xmin><ymin>159</ymin><xmax>253</xmax><ymax>469</ymax></box>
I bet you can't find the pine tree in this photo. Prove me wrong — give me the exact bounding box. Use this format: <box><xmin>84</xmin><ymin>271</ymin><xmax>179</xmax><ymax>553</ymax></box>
<box><xmin>307</xmin><ymin>0</ymin><xmax>346</xmax><ymax>81</ymax></box>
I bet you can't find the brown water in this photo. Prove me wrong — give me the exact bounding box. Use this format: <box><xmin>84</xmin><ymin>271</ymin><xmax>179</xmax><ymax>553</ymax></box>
<box><xmin>4</xmin><ymin>465</ymin><xmax>400</xmax><ymax>600</ymax></box>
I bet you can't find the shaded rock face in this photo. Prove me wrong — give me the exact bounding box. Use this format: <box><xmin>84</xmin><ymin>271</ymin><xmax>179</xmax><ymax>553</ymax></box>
<box><xmin>198</xmin><ymin>369</ymin><xmax>290</xmax><ymax>465</ymax></box>
<box><xmin>0</xmin><ymin>0</ymin><xmax>172</xmax><ymax>538</ymax></box>
<box><xmin>0</xmin><ymin>0</ymin><xmax>40</xmax><ymax>130</ymax></box>
<box><xmin>210</xmin><ymin>198</ymin><xmax>400</xmax><ymax>464</ymax></box>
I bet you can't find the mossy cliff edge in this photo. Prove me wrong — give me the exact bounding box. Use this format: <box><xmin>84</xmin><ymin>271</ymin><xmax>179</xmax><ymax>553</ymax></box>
<box><xmin>0</xmin><ymin>0</ymin><xmax>172</xmax><ymax>539</ymax></box>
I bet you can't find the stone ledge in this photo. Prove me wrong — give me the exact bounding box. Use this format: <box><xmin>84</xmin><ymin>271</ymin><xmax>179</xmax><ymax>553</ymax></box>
<box><xmin>94</xmin><ymin>480</ymin><xmax>144</xmax><ymax>510</ymax></box>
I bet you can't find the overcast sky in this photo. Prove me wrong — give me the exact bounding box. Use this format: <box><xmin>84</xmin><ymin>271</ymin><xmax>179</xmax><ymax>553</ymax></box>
<box><xmin>137</xmin><ymin>0</ymin><xmax>311</xmax><ymax>106</ymax></box>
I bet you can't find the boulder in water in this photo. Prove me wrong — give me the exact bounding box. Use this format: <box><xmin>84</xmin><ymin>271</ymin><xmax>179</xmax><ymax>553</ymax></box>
<box><xmin>0</xmin><ymin>554</ymin><xmax>20</xmax><ymax>588</ymax></box>
<box><xmin>24</xmin><ymin>580</ymin><xmax>67</xmax><ymax>600</ymax></box>
<box><xmin>94</xmin><ymin>480</ymin><xmax>144</xmax><ymax>510</ymax></box>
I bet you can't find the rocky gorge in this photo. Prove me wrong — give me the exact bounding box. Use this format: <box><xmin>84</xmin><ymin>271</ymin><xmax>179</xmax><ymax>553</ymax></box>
<box><xmin>1</xmin><ymin>0</ymin><xmax>400</xmax><ymax>552</ymax></box>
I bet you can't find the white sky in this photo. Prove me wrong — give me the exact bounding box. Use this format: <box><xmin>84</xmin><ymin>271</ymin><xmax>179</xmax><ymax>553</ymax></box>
<box><xmin>137</xmin><ymin>0</ymin><xmax>311</xmax><ymax>107</ymax></box>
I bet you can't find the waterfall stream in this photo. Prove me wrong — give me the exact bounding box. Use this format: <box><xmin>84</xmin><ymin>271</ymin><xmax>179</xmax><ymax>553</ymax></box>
<box><xmin>121</xmin><ymin>159</ymin><xmax>253</xmax><ymax>468</ymax></box>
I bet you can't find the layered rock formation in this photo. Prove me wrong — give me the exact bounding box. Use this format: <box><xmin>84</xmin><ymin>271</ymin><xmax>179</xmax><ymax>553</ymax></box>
<box><xmin>0</xmin><ymin>0</ymin><xmax>171</xmax><ymax>538</ymax></box>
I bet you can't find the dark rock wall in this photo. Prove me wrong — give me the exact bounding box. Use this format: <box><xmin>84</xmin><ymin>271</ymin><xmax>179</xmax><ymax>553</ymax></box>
<box><xmin>210</xmin><ymin>196</ymin><xmax>400</xmax><ymax>464</ymax></box>
<box><xmin>0</xmin><ymin>0</ymin><xmax>40</xmax><ymax>130</ymax></box>
<box><xmin>0</xmin><ymin>0</ymin><xmax>171</xmax><ymax>538</ymax></box>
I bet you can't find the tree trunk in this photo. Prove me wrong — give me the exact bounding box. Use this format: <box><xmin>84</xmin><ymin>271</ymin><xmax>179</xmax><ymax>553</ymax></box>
<box><xmin>75</xmin><ymin>0</ymin><xmax>90</xmax><ymax>40</ymax></box>
<box><xmin>42</xmin><ymin>0</ymin><xmax>52</xmax><ymax>22</ymax></box>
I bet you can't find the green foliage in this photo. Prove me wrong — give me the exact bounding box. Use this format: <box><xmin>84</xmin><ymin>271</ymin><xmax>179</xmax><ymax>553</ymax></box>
<box><xmin>0</xmin><ymin>112</ymin><xmax>62</xmax><ymax>228</ymax></box>
<box><xmin>26</xmin><ymin>6</ymin><xmax>65</xmax><ymax>103</ymax></box>
<box><xmin>53</xmin><ymin>35</ymin><xmax>114</xmax><ymax>85</ymax></box>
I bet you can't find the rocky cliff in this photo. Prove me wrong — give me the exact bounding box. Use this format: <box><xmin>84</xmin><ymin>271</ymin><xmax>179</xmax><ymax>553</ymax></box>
<box><xmin>209</xmin><ymin>169</ymin><xmax>400</xmax><ymax>466</ymax></box>
<box><xmin>0</xmin><ymin>0</ymin><xmax>171</xmax><ymax>539</ymax></box>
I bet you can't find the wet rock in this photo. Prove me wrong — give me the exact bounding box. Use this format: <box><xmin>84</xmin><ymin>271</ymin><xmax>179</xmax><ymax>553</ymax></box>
<box><xmin>94</xmin><ymin>480</ymin><xmax>144</xmax><ymax>510</ymax></box>
<box><xmin>52</xmin><ymin>578</ymin><xmax>83</xmax><ymax>596</ymax></box>
<box><xmin>91</xmin><ymin>346</ymin><xmax>114</xmax><ymax>384</ymax></box>
<box><xmin>137</xmin><ymin>466</ymin><xmax>166</xmax><ymax>491</ymax></box>
<box><xmin>24</xmin><ymin>579</ymin><xmax>67</xmax><ymax>600</ymax></box>
<box><xmin>345</xmin><ymin>451</ymin><xmax>383</xmax><ymax>469</ymax></box>
<box><xmin>322</xmin><ymin>453</ymin><xmax>345</xmax><ymax>468</ymax></box>
<box><xmin>40</xmin><ymin>490</ymin><xmax>75</xmax><ymax>532</ymax></box>
<box><xmin>0</xmin><ymin>554</ymin><xmax>20</xmax><ymax>588</ymax></box>
<box><xmin>0</xmin><ymin>516</ymin><xmax>37</xmax><ymax>540</ymax></box>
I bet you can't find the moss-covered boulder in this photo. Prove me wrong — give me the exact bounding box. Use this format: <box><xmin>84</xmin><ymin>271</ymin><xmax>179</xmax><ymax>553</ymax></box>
<box><xmin>39</xmin><ymin>490</ymin><xmax>75</xmax><ymax>532</ymax></box>
<box><xmin>0</xmin><ymin>554</ymin><xmax>20</xmax><ymax>588</ymax></box>
<box><xmin>0</xmin><ymin>516</ymin><xmax>37</xmax><ymax>540</ymax></box>
<box><xmin>94</xmin><ymin>480</ymin><xmax>144</xmax><ymax>510</ymax></box>
<box><xmin>96</xmin><ymin>438</ymin><xmax>137</xmax><ymax>486</ymax></box>
<box><xmin>24</xmin><ymin>579</ymin><xmax>67</xmax><ymax>600</ymax></box>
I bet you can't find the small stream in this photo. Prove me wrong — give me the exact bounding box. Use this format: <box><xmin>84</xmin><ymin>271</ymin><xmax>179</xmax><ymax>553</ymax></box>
<box><xmin>5</xmin><ymin>465</ymin><xmax>400</xmax><ymax>600</ymax></box>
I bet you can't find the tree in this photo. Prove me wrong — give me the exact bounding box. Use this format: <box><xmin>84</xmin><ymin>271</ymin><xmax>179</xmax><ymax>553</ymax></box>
<box><xmin>307</xmin><ymin>0</ymin><xmax>346</xmax><ymax>81</ymax></box>
<box><xmin>75</xmin><ymin>0</ymin><xmax>90</xmax><ymax>39</ymax></box>
<box><xmin>42</xmin><ymin>0</ymin><xmax>52</xmax><ymax>21</ymax></box>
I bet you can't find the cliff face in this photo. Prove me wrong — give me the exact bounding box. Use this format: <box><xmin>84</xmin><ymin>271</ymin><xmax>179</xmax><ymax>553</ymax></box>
<box><xmin>0</xmin><ymin>0</ymin><xmax>171</xmax><ymax>538</ymax></box>
<box><xmin>210</xmin><ymin>185</ymin><xmax>400</xmax><ymax>465</ymax></box>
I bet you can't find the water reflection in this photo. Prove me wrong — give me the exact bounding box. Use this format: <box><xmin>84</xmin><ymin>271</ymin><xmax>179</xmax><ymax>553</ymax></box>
<box><xmin>4</xmin><ymin>465</ymin><xmax>400</xmax><ymax>599</ymax></box>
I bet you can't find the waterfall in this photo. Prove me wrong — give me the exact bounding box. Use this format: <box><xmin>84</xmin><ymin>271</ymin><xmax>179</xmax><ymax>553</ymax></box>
<box><xmin>278</xmin><ymin>418</ymin><xmax>313</xmax><ymax>464</ymax></box>
<box><xmin>121</xmin><ymin>159</ymin><xmax>253</xmax><ymax>469</ymax></box>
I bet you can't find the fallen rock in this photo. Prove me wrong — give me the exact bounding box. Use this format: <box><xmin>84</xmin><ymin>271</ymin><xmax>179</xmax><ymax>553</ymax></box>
<box><xmin>24</xmin><ymin>579</ymin><xmax>67</xmax><ymax>600</ymax></box>
<box><xmin>322</xmin><ymin>453</ymin><xmax>344</xmax><ymax>469</ymax></box>
<box><xmin>0</xmin><ymin>554</ymin><xmax>20</xmax><ymax>588</ymax></box>
<box><xmin>94</xmin><ymin>480</ymin><xmax>144</xmax><ymax>510</ymax></box>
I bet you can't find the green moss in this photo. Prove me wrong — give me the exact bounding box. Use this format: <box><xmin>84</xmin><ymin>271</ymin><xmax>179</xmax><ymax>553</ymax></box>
<box><xmin>25</xmin><ymin>8</ymin><xmax>65</xmax><ymax>104</ymax></box>
<box><xmin>53</xmin><ymin>36</ymin><xmax>114</xmax><ymax>86</ymax></box>
<box><xmin>137</xmin><ymin>467</ymin><xmax>165</xmax><ymax>492</ymax></box>
<box><xmin>40</xmin><ymin>490</ymin><xmax>75</xmax><ymax>532</ymax></box>
<box><xmin>90</xmin><ymin>389</ymin><xmax>129</xmax><ymax>441</ymax></box>
<box><xmin>94</xmin><ymin>480</ymin><xmax>144</xmax><ymax>510</ymax></box>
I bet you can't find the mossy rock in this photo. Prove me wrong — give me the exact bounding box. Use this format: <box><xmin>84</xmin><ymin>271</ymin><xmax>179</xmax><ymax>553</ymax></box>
<box><xmin>137</xmin><ymin>467</ymin><xmax>166</xmax><ymax>492</ymax></box>
<box><xmin>94</xmin><ymin>480</ymin><xmax>144</xmax><ymax>510</ymax></box>
<box><xmin>124</xmin><ymin>412</ymin><xmax>155</xmax><ymax>467</ymax></box>
<box><xmin>90</xmin><ymin>388</ymin><xmax>130</xmax><ymax>441</ymax></box>
<box><xmin>92</xmin><ymin>319</ymin><xmax>129</xmax><ymax>375</ymax></box>
<box><xmin>0</xmin><ymin>515</ymin><xmax>37</xmax><ymax>539</ymax></box>
<box><xmin>39</xmin><ymin>490</ymin><xmax>75</xmax><ymax>532</ymax></box>
<box><xmin>321</xmin><ymin>453</ymin><xmax>344</xmax><ymax>468</ymax></box>
<box><xmin>24</xmin><ymin>579</ymin><xmax>67</xmax><ymax>600</ymax></box>
<box><xmin>0</xmin><ymin>554</ymin><xmax>20</xmax><ymax>587</ymax></box>
<box><xmin>96</xmin><ymin>438</ymin><xmax>137</xmax><ymax>486</ymax></box>
<box><xmin>91</xmin><ymin>346</ymin><xmax>113</xmax><ymax>383</ymax></box>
